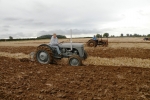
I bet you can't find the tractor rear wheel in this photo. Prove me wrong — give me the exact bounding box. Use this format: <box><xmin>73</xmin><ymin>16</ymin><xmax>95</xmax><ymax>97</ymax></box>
<box><xmin>35</xmin><ymin>46</ymin><xmax>53</xmax><ymax>64</ymax></box>
<box><xmin>87</xmin><ymin>40</ymin><xmax>97</xmax><ymax>47</ymax></box>
<box><xmin>68</xmin><ymin>55</ymin><xmax>82</xmax><ymax>66</ymax></box>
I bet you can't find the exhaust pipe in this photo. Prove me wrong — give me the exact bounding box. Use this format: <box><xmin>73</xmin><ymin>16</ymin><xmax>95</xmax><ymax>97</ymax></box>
<box><xmin>70</xmin><ymin>29</ymin><xmax>73</xmax><ymax>51</ymax></box>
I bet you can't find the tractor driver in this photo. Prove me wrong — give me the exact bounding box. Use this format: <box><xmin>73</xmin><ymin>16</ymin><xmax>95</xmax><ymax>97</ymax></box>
<box><xmin>93</xmin><ymin>35</ymin><xmax>98</xmax><ymax>45</ymax></box>
<box><xmin>50</xmin><ymin>33</ymin><xmax>62</xmax><ymax>56</ymax></box>
<box><xmin>93</xmin><ymin>35</ymin><xmax>97</xmax><ymax>40</ymax></box>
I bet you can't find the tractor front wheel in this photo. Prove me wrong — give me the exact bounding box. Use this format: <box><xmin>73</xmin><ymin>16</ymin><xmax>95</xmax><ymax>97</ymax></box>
<box><xmin>68</xmin><ymin>55</ymin><xmax>82</xmax><ymax>66</ymax></box>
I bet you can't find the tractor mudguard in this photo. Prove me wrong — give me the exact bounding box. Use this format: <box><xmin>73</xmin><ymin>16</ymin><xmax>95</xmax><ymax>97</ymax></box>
<box><xmin>38</xmin><ymin>44</ymin><xmax>53</xmax><ymax>51</ymax></box>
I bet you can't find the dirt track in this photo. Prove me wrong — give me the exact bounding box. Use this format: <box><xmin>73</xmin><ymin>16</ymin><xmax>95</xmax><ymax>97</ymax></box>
<box><xmin>0</xmin><ymin>56</ymin><xmax>150</xmax><ymax>100</ymax></box>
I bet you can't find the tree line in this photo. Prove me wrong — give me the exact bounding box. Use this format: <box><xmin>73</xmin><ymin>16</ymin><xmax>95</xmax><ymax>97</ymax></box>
<box><xmin>120</xmin><ymin>33</ymin><xmax>150</xmax><ymax>37</ymax></box>
<box><xmin>37</xmin><ymin>35</ymin><xmax>66</xmax><ymax>39</ymax></box>
<box><xmin>1</xmin><ymin>33</ymin><xmax>150</xmax><ymax>41</ymax></box>
<box><xmin>0</xmin><ymin>35</ymin><xmax>66</xmax><ymax>41</ymax></box>
<box><xmin>95</xmin><ymin>33</ymin><xmax>109</xmax><ymax>38</ymax></box>
<box><xmin>95</xmin><ymin>33</ymin><xmax>150</xmax><ymax>38</ymax></box>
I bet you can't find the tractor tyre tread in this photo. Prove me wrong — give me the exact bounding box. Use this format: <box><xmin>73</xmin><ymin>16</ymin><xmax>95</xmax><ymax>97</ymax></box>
<box><xmin>87</xmin><ymin>40</ymin><xmax>97</xmax><ymax>47</ymax></box>
<box><xmin>68</xmin><ymin>55</ymin><xmax>82</xmax><ymax>66</ymax></box>
<box><xmin>34</xmin><ymin>46</ymin><xmax>53</xmax><ymax>64</ymax></box>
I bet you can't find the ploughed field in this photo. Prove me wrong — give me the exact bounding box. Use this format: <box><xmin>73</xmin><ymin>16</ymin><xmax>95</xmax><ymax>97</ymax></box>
<box><xmin>0</xmin><ymin>38</ymin><xmax>150</xmax><ymax>100</ymax></box>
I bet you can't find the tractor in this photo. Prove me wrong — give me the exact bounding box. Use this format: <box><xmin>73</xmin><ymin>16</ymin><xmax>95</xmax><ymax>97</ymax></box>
<box><xmin>87</xmin><ymin>37</ymin><xmax>108</xmax><ymax>47</ymax></box>
<box><xmin>33</xmin><ymin>32</ymin><xmax>87</xmax><ymax>66</ymax></box>
<box><xmin>143</xmin><ymin>37</ymin><xmax>150</xmax><ymax>41</ymax></box>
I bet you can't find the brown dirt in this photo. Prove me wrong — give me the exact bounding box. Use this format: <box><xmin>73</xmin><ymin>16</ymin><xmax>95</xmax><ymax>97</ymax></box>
<box><xmin>0</xmin><ymin>46</ymin><xmax>36</xmax><ymax>54</ymax></box>
<box><xmin>0</xmin><ymin>43</ymin><xmax>150</xmax><ymax>100</ymax></box>
<box><xmin>0</xmin><ymin>56</ymin><xmax>150</xmax><ymax>100</ymax></box>
<box><xmin>1</xmin><ymin>46</ymin><xmax>150</xmax><ymax>59</ymax></box>
<box><xmin>86</xmin><ymin>47</ymin><xmax>150</xmax><ymax>59</ymax></box>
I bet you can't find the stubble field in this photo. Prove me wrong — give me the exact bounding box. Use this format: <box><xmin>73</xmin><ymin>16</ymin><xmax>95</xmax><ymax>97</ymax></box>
<box><xmin>0</xmin><ymin>37</ymin><xmax>150</xmax><ymax>100</ymax></box>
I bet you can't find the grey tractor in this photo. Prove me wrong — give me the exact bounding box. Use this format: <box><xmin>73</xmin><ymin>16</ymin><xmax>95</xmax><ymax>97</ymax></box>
<box><xmin>34</xmin><ymin>42</ymin><xmax>87</xmax><ymax>66</ymax></box>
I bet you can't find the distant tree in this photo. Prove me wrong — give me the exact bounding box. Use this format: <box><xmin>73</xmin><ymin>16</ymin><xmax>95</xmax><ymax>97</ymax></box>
<box><xmin>96</xmin><ymin>34</ymin><xmax>102</xmax><ymax>38</ymax></box>
<box><xmin>143</xmin><ymin>35</ymin><xmax>146</xmax><ymax>37</ymax></box>
<box><xmin>121</xmin><ymin>33</ymin><xmax>123</xmax><ymax>37</ymax></box>
<box><xmin>103</xmin><ymin>33</ymin><xmax>109</xmax><ymax>38</ymax></box>
<box><xmin>111</xmin><ymin>35</ymin><xmax>115</xmax><ymax>37</ymax></box>
<box><xmin>57</xmin><ymin>35</ymin><xmax>67</xmax><ymax>39</ymax></box>
<box><xmin>37</xmin><ymin>35</ymin><xmax>66</xmax><ymax>39</ymax></box>
<box><xmin>129</xmin><ymin>34</ymin><xmax>133</xmax><ymax>37</ymax></box>
<box><xmin>9</xmin><ymin>36</ymin><xmax>13</xmax><ymax>40</ymax></box>
<box><xmin>147</xmin><ymin>34</ymin><xmax>150</xmax><ymax>37</ymax></box>
<box><xmin>126</xmin><ymin>34</ymin><xmax>129</xmax><ymax>37</ymax></box>
<box><xmin>133</xmin><ymin>33</ymin><xmax>141</xmax><ymax>37</ymax></box>
<box><xmin>37</xmin><ymin>35</ymin><xmax>52</xmax><ymax>39</ymax></box>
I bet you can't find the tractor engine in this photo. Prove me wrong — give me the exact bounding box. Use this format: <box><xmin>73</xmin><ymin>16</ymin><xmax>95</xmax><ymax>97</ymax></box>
<box><xmin>61</xmin><ymin>48</ymin><xmax>78</xmax><ymax>56</ymax></box>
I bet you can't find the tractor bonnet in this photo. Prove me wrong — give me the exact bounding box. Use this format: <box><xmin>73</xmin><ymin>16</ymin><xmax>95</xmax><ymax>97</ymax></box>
<box><xmin>59</xmin><ymin>43</ymin><xmax>83</xmax><ymax>48</ymax></box>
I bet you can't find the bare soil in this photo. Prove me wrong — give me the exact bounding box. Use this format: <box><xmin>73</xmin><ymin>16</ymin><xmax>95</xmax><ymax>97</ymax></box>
<box><xmin>0</xmin><ymin>56</ymin><xmax>150</xmax><ymax>100</ymax></box>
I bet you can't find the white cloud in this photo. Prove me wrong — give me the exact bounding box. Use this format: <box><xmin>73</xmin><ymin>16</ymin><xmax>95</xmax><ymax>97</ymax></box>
<box><xmin>0</xmin><ymin>0</ymin><xmax>150</xmax><ymax>39</ymax></box>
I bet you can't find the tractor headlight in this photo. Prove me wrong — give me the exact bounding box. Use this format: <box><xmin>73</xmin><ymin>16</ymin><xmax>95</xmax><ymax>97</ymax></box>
<box><xmin>74</xmin><ymin>50</ymin><xmax>78</xmax><ymax>54</ymax></box>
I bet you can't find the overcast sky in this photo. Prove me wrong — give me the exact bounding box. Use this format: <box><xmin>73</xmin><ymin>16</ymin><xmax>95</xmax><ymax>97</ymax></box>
<box><xmin>0</xmin><ymin>0</ymin><xmax>150</xmax><ymax>39</ymax></box>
